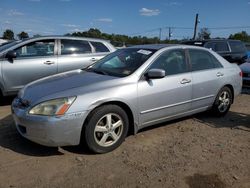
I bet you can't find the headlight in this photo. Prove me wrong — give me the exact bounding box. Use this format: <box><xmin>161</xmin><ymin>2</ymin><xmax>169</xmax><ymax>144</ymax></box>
<box><xmin>29</xmin><ymin>97</ymin><xmax>76</xmax><ymax>116</ymax></box>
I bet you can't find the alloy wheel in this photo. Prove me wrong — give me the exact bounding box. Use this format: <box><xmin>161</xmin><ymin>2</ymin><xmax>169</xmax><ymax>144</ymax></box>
<box><xmin>94</xmin><ymin>113</ymin><xmax>124</xmax><ymax>147</ymax></box>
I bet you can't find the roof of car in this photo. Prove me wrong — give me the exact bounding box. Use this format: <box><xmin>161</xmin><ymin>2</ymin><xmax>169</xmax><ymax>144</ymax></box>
<box><xmin>182</xmin><ymin>39</ymin><xmax>242</xmax><ymax>44</ymax></box>
<box><xmin>27</xmin><ymin>35</ymin><xmax>110</xmax><ymax>43</ymax></box>
<box><xmin>129</xmin><ymin>44</ymin><xmax>178</xmax><ymax>50</ymax></box>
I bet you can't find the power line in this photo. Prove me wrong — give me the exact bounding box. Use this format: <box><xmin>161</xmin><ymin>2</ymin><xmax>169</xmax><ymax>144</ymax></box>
<box><xmin>129</xmin><ymin>25</ymin><xmax>250</xmax><ymax>36</ymax></box>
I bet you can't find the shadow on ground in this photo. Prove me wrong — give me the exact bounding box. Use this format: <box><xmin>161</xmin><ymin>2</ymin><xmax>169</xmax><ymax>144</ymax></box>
<box><xmin>186</xmin><ymin>173</ymin><xmax>226</xmax><ymax>188</ymax></box>
<box><xmin>0</xmin><ymin>114</ymin><xmax>64</xmax><ymax>156</ymax></box>
<box><xmin>0</xmin><ymin>114</ymin><xmax>92</xmax><ymax>156</ymax></box>
<box><xmin>194</xmin><ymin>111</ymin><xmax>250</xmax><ymax>132</ymax></box>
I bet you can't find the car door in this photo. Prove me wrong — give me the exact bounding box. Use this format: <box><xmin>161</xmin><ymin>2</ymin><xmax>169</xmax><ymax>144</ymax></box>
<box><xmin>57</xmin><ymin>39</ymin><xmax>103</xmax><ymax>73</ymax></box>
<box><xmin>2</xmin><ymin>39</ymin><xmax>57</xmax><ymax>92</ymax></box>
<box><xmin>188</xmin><ymin>49</ymin><xmax>225</xmax><ymax>110</ymax></box>
<box><xmin>137</xmin><ymin>49</ymin><xmax>192</xmax><ymax>127</ymax></box>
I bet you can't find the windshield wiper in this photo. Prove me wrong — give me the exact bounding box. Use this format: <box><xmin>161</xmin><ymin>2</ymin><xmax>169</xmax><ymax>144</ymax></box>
<box><xmin>86</xmin><ymin>68</ymin><xmax>108</xmax><ymax>75</ymax></box>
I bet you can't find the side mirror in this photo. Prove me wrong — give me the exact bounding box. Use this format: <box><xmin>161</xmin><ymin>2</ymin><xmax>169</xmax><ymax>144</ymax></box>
<box><xmin>6</xmin><ymin>50</ymin><xmax>17</xmax><ymax>60</ymax></box>
<box><xmin>145</xmin><ymin>69</ymin><xmax>165</xmax><ymax>79</ymax></box>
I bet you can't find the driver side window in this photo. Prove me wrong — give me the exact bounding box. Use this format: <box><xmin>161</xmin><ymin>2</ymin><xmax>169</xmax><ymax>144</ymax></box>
<box><xmin>150</xmin><ymin>49</ymin><xmax>188</xmax><ymax>76</ymax></box>
<box><xmin>14</xmin><ymin>40</ymin><xmax>55</xmax><ymax>58</ymax></box>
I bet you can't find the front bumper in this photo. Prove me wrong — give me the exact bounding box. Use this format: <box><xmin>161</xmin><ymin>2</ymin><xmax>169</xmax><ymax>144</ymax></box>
<box><xmin>11</xmin><ymin>104</ymin><xmax>88</xmax><ymax>147</ymax></box>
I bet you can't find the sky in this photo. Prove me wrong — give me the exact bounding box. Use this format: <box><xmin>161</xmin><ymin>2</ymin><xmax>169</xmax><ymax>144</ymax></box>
<box><xmin>0</xmin><ymin>0</ymin><xmax>250</xmax><ymax>39</ymax></box>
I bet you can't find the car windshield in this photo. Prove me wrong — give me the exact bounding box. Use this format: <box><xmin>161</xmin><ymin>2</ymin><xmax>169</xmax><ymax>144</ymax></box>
<box><xmin>86</xmin><ymin>48</ymin><xmax>156</xmax><ymax>77</ymax></box>
<box><xmin>0</xmin><ymin>40</ymin><xmax>20</xmax><ymax>51</ymax></box>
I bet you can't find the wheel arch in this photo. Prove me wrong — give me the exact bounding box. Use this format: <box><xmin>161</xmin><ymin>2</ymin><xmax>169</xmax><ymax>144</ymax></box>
<box><xmin>223</xmin><ymin>84</ymin><xmax>234</xmax><ymax>104</ymax></box>
<box><xmin>214</xmin><ymin>84</ymin><xmax>235</xmax><ymax>105</ymax></box>
<box><xmin>82</xmin><ymin>100</ymin><xmax>137</xmax><ymax>139</ymax></box>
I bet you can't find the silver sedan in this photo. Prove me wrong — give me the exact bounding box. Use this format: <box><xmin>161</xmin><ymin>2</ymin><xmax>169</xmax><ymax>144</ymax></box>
<box><xmin>12</xmin><ymin>44</ymin><xmax>242</xmax><ymax>153</ymax></box>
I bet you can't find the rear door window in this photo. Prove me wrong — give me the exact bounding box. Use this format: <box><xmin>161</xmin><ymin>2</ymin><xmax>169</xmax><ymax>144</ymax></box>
<box><xmin>90</xmin><ymin>41</ymin><xmax>110</xmax><ymax>52</ymax></box>
<box><xmin>189</xmin><ymin>49</ymin><xmax>223</xmax><ymax>71</ymax></box>
<box><xmin>60</xmin><ymin>39</ymin><xmax>92</xmax><ymax>55</ymax></box>
<box><xmin>204</xmin><ymin>42</ymin><xmax>216</xmax><ymax>51</ymax></box>
<box><xmin>214</xmin><ymin>42</ymin><xmax>229</xmax><ymax>52</ymax></box>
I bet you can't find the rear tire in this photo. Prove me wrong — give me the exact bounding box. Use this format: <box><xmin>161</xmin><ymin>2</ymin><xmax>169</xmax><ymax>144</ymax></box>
<box><xmin>212</xmin><ymin>87</ymin><xmax>232</xmax><ymax>117</ymax></box>
<box><xmin>83</xmin><ymin>105</ymin><xmax>129</xmax><ymax>154</ymax></box>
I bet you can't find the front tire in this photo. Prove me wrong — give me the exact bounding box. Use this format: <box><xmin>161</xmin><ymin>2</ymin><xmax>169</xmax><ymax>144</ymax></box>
<box><xmin>212</xmin><ymin>87</ymin><xmax>232</xmax><ymax>117</ymax></box>
<box><xmin>83</xmin><ymin>105</ymin><xmax>129</xmax><ymax>153</ymax></box>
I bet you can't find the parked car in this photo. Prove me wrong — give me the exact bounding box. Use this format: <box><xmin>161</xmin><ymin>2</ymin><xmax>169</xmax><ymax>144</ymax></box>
<box><xmin>240</xmin><ymin>62</ymin><xmax>250</xmax><ymax>87</ymax></box>
<box><xmin>0</xmin><ymin>39</ymin><xmax>8</xmax><ymax>45</ymax></box>
<box><xmin>0</xmin><ymin>36</ymin><xmax>116</xmax><ymax>98</ymax></box>
<box><xmin>245</xmin><ymin>43</ymin><xmax>250</xmax><ymax>62</ymax></box>
<box><xmin>12</xmin><ymin>44</ymin><xmax>242</xmax><ymax>153</ymax></box>
<box><xmin>182</xmin><ymin>39</ymin><xmax>247</xmax><ymax>64</ymax></box>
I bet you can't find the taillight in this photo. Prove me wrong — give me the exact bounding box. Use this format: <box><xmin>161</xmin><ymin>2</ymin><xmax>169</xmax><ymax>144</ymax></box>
<box><xmin>239</xmin><ymin>71</ymin><xmax>243</xmax><ymax>77</ymax></box>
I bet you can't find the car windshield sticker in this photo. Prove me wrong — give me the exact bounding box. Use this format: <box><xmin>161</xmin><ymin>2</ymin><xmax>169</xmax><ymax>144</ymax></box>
<box><xmin>137</xmin><ymin>49</ymin><xmax>152</xmax><ymax>55</ymax></box>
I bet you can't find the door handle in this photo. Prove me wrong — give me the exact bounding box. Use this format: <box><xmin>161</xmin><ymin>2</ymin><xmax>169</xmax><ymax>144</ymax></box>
<box><xmin>180</xmin><ymin>78</ymin><xmax>191</xmax><ymax>84</ymax></box>
<box><xmin>43</xmin><ymin>61</ymin><xmax>55</xmax><ymax>65</ymax></box>
<box><xmin>216</xmin><ymin>72</ymin><xmax>224</xmax><ymax>77</ymax></box>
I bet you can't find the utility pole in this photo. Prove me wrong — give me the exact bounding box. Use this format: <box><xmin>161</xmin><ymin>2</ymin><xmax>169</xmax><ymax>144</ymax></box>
<box><xmin>193</xmin><ymin>13</ymin><xmax>199</xmax><ymax>40</ymax></box>
<box><xmin>168</xmin><ymin>27</ymin><xmax>172</xmax><ymax>40</ymax></box>
<box><xmin>159</xmin><ymin>28</ymin><xmax>162</xmax><ymax>41</ymax></box>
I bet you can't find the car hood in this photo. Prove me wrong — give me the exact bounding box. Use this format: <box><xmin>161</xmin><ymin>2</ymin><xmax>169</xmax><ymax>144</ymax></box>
<box><xmin>20</xmin><ymin>70</ymin><xmax>118</xmax><ymax>102</ymax></box>
<box><xmin>240</xmin><ymin>62</ymin><xmax>250</xmax><ymax>73</ymax></box>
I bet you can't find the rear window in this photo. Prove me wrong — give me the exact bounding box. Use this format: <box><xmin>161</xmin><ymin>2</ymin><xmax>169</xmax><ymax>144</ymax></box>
<box><xmin>91</xmin><ymin>41</ymin><xmax>109</xmax><ymax>52</ymax></box>
<box><xmin>229</xmin><ymin>41</ymin><xmax>247</xmax><ymax>52</ymax></box>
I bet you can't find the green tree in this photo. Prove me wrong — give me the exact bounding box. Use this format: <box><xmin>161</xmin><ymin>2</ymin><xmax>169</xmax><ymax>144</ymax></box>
<box><xmin>17</xmin><ymin>31</ymin><xmax>29</xmax><ymax>39</ymax></box>
<box><xmin>68</xmin><ymin>28</ymin><xmax>179</xmax><ymax>46</ymax></box>
<box><xmin>229</xmin><ymin>31</ymin><xmax>250</xmax><ymax>42</ymax></box>
<box><xmin>2</xmin><ymin>29</ymin><xmax>14</xmax><ymax>40</ymax></box>
<box><xmin>198</xmin><ymin>28</ymin><xmax>211</xmax><ymax>40</ymax></box>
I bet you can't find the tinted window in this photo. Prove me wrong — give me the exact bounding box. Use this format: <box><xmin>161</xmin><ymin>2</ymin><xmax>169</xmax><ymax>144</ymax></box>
<box><xmin>189</xmin><ymin>49</ymin><xmax>223</xmax><ymax>71</ymax></box>
<box><xmin>215</xmin><ymin>42</ymin><xmax>229</xmax><ymax>52</ymax></box>
<box><xmin>150</xmin><ymin>49</ymin><xmax>188</xmax><ymax>76</ymax></box>
<box><xmin>61</xmin><ymin>39</ymin><xmax>91</xmax><ymax>55</ymax></box>
<box><xmin>14</xmin><ymin>40</ymin><xmax>55</xmax><ymax>58</ymax></box>
<box><xmin>91</xmin><ymin>41</ymin><xmax>109</xmax><ymax>52</ymax></box>
<box><xmin>204</xmin><ymin>42</ymin><xmax>216</xmax><ymax>51</ymax></box>
<box><xmin>245</xmin><ymin>44</ymin><xmax>250</xmax><ymax>51</ymax></box>
<box><xmin>229</xmin><ymin>41</ymin><xmax>246</xmax><ymax>52</ymax></box>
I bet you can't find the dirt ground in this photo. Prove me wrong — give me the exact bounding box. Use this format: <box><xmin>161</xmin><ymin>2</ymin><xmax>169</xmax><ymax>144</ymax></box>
<box><xmin>0</xmin><ymin>90</ymin><xmax>249</xmax><ymax>188</ymax></box>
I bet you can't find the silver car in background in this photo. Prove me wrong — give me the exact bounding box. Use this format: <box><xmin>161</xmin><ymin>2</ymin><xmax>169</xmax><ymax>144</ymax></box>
<box><xmin>12</xmin><ymin>44</ymin><xmax>242</xmax><ymax>153</ymax></box>
<box><xmin>0</xmin><ymin>36</ymin><xmax>116</xmax><ymax>97</ymax></box>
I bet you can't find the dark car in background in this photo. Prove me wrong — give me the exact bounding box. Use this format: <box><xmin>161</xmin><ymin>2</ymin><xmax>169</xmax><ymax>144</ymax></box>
<box><xmin>245</xmin><ymin>43</ymin><xmax>250</xmax><ymax>62</ymax></box>
<box><xmin>240</xmin><ymin>62</ymin><xmax>250</xmax><ymax>87</ymax></box>
<box><xmin>182</xmin><ymin>39</ymin><xmax>247</xmax><ymax>64</ymax></box>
